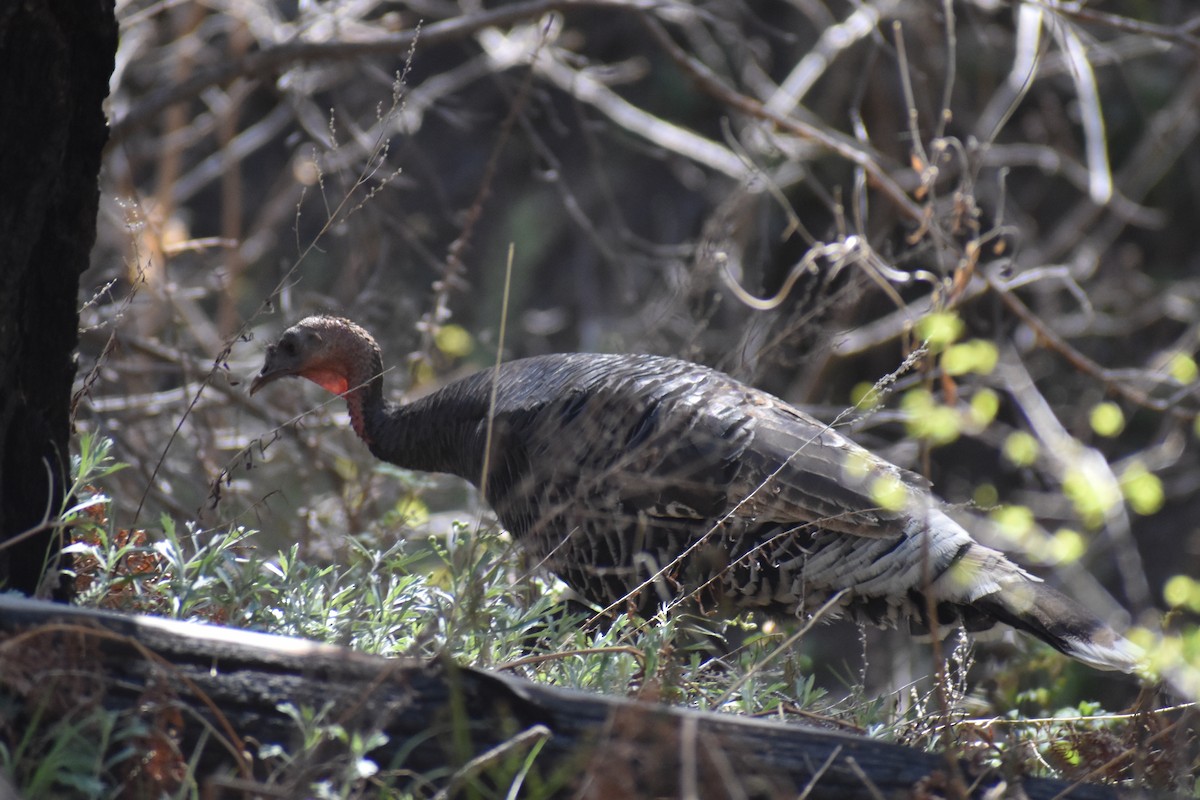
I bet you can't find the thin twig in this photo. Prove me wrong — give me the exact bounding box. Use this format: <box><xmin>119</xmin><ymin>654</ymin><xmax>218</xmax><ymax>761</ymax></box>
<box><xmin>479</xmin><ymin>244</ymin><xmax>516</xmax><ymax>503</ymax></box>
<box><xmin>416</xmin><ymin>26</ymin><xmax>542</xmax><ymax>363</ymax></box>
<box><xmin>636</xmin><ymin>12</ymin><xmax>929</xmax><ymax>230</ymax></box>
<box><xmin>763</xmin><ymin>0</ymin><xmax>901</xmax><ymax>117</ymax></box>
<box><xmin>1048</xmin><ymin>706</ymin><xmax>1196</xmax><ymax>800</ymax></box>
<box><xmin>430</xmin><ymin>724</ymin><xmax>552</xmax><ymax>800</ymax></box>
<box><xmin>844</xmin><ymin>756</ymin><xmax>888</xmax><ymax>800</ymax></box>
<box><xmin>713</xmin><ymin>590</ymin><xmax>847</xmax><ymax>709</ymax></box>
<box><xmin>964</xmin><ymin>700</ymin><xmax>1197</xmax><ymax>728</ymax></box>
<box><xmin>497</xmin><ymin>645</ymin><xmax>646</xmax><ymax>672</ymax></box>
<box><xmin>137</xmin><ymin>30</ymin><xmax>424</xmax><ymax>523</ymax></box>
<box><xmin>679</xmin><ymin>715</ymin><xmax>699</xmax><ymax>800</ymax></box>
<box><xmin>1052</xmin><ymin>4</ymin><xmax>1200</xmax><ymax>53</ymax></box>
<box><xmin>111</xmin><ymin>0</ymin><xmax>662</xmax><ymax>144</ymax></box>
<box><xmin>986</xmin><ymin>271</ymin><xmax>1196</xmax><ymax>421</ymax></box>
<box><xmin>797</xmin><ymin>744</ymin><xmax>844</xmax><ymax>800</ymax></box>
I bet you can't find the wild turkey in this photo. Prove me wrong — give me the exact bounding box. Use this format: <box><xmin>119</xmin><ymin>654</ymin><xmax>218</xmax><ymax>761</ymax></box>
<box><xmin>251</xmin><ymin>315</ymin><xmax>1140</xmax><ymax>672</ymax></box>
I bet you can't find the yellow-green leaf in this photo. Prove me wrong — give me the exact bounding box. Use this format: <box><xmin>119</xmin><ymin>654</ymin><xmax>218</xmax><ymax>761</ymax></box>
<box><xmin>973</xmin><ymin>482</ymin><xmax>999</xmax><ymax>508</ymax></box>
<box><xmin>1168</xmin><ymin>352</ymin><xmax>1198</xmax><ymax>384</ymax></box>
<box><xmin>871</xmin><ymin>474</ymin><xmax>908</xmax><ymax>512</ymax></box>
<box><xmin>851</xmin><ymin>381</ymin><xmax>882</xmax><ymax>410</ymax></box>
<box><xmin>990</xmin><ymin>504</ymin><xmax>1035</xmax><ymax>541</ymax></box>
<box><xmin>841</xmin><ymin>449</ymin><xmax>874</xmax><ymax>481</ymax></box>
<box><xmin>901</xmin><ymin>387</ymin><xmax>935</xmax><ymax>413</ymax></box>
<box><xmin>927</xmin><ymin>407</ymin><xmax>961</xmax><ymax>445</ymax></box>
<box><xmin>1063</xmin><ymin>468</ymin><xmax>1119</xmax><ymax>529</ymax></box>
<box><xmin>942</xmin><ymin>339</ymin><xmax>999</xmax><ymax>376</ymax></box>
<box><xmin>435</xmin><ymin>324</ymin><xmax>474</xmax><ymax>358</ymax></box>
<box><xmin>1120</xmin><ymin>462</ymin><xmax>1164</xmax><ymax>516</ymax></box>
<box><xmin>1163</xmin><ymin>574</ymin><xmax>1200</xmax><ymax>611</ymax></box>
<box><xmin>411</xmin><ymin>360</ymin><xmax>435</xmax><ymax>387</ymax></box>
<box><xmin>969</xmin><ymin>388</ymin><xmax>1000</xmax><ymax>428</ymax></box>
<box><xmin>901</xmin><ymin>388</ymin><xmax>959</xmax><ymax>445</ymax></box>
<box><xmin>1089</xmin><ymin>402</ymin><xmax>1125</xmax><ymax>437</ymax></box>
<box><xmin>915</xmin><ymin>311</ymin><xmax>964</xmax><ymax>350</ymax></box>
<box><xmin>1002</xmin><ymin>431</ymin><xmax>1039</xmax><ymax>467</ymax></box>
<box><xmin>391</xmin><ymin>495</ymin><xmax>430</xmax><ymax>527</ymax></box>
<box><xmin>1049</xmin><ymin>528</ymin><xmax>1085</xmax><ymax>564</ymax></box>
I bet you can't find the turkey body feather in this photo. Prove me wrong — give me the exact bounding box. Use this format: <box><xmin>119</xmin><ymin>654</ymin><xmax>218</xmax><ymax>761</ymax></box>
<box><xmin>252</xmin><ymin>316</ymin><xmax>1141</xmax><ymax>672</ymax></box>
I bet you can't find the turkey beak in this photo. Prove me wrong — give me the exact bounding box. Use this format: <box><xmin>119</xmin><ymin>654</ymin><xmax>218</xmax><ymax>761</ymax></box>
<box><xmin>249</xmin><ymin>371</ymin><xmax>277</xmax><ymax>396</ymax></box>
<box><xmin>249</xmin><ymin>348</ymin><xmax>294</xmax><ymax>396</ymax></box>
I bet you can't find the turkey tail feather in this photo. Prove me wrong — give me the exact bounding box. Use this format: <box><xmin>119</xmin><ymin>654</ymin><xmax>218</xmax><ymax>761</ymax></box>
<box><xmin>975</xmin><ymin>582</ymin><xmax>1141</xmax><ymax>672</ymax></box>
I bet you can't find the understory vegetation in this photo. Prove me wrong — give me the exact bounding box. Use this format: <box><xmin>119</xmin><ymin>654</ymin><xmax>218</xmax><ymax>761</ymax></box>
<box><xmin>5</xmin><ymin>0</ymin><xmax>1200</xmax><ymax>796</ymax></box>
<box><xmin>0</xmin><ymin>432</ymin><xmax>1191</xmax><ymax>797</ymax></box>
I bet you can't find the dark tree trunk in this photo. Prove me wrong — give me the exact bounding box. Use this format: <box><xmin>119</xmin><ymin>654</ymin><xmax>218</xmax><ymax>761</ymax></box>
<box><xmin>0</xmin><ymin>0</ymin><xmax>117</xmax><ymax>596</ymax></box>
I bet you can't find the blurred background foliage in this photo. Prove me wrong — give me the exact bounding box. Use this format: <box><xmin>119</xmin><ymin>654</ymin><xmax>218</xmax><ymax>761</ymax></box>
<box><xmin>76</xmin><ymin>0</ymin><xmax>1200</xmax><ymax>701</ymax></box>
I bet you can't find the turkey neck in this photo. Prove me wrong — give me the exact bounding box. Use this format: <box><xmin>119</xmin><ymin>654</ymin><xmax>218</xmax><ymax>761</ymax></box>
<box><xmin>346</xmin><ymin>364</ymin><xmax>493</xmax><ymax>485</ymax></box>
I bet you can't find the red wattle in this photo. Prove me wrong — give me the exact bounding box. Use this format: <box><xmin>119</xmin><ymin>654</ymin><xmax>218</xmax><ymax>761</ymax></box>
<box><xmin>302</xmin><ymin>368</ymin><xmax>349</xmax><ymax>396</ymax></box>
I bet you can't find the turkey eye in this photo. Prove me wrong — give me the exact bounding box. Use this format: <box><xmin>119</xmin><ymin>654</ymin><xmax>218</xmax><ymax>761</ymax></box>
<box><xmin>278</xmin><ymin>338</ymin><xmax>296</xmax><ymax>356</ymax></box>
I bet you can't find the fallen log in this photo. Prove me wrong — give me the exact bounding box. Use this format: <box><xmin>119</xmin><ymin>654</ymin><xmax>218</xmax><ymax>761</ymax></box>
<box><xmin>0</xmin><ymin>595</ymin><xmax>1137</xmax><ymax>798</ymax></box>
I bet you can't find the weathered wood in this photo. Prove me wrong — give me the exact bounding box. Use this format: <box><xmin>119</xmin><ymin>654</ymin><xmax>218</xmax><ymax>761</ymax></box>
<box><xmin>0</xmin><ymin>596</ymin><xmax>1139</xmax><ymax>798</ymax></box>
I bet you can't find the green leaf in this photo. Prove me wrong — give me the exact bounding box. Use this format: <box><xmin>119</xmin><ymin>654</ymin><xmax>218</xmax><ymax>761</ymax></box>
<box><xmin>435</xmin><ymin>324</ymin><xmax>474</xmax><ymax>358</ymax></box>
<box><xmin>1063</xmin><ymin>468</ymin><xmax>1120</xmax><ymax>529</ymax></box>
<box><xmin>1163</xmin><ymin>574</ymin><xmax>1200</xmax><ymax>612</ymax></box>
<box><xmin>990</xmin><ymin>504</ymin><xmax>1035</xmax><ymax>540</ymax></box>
<box><xmin>850</xmin><ymin>381</ymin><xmax>882</xmax><ymax>410</ymax></box>
<box><xmin>941</xmin><ymin>339</ymin><xmax>998</xmax><ymax>376</ymax></box>
<box><xmin>973</xmin><ymin>482</ymin><xmax>999</xmax><ymax>508</ymax></box>
<box><xmin>1120</xmin><ymin>462</ymin><xmax>1164</xmax><ymax>516</ymax></box>
<box><xmin>915</xmin><ymin>311</ymin><xmax>964</xmax><ymax>350</ymax></box>
<box><xmin>901</xmin><ymin>388</ymin><xmax>960</xmax><ymax>445</ymax></box>
<box><xmin>1049</xmin><ymin>528</ymin><xmax>1085</xmax><ymax>564</ymax></box>
<box><xmin>1088</xmin><ymin>402</ymin><xmax>1124</xmax><ymax>437</ymax></box>
<box><xmin>968</xmin><ymin>388</ymin><xmax>1000</xmax><ymax>427</ymax></box>
<box><xmin>871</xmin><ymin>474</ymin><xmax>908</xmax><ymax>511</ymax></box>
<box><xmin>1002</xmin><ymin>431</ymin><xmax>1039</xmax><ymax>467</ymax></box>
<box><xmin>1168</xmin><ymin>352</ymin><xmax>1198</xmax><ymax>384</ymax></box>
